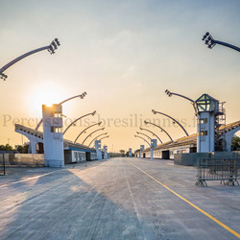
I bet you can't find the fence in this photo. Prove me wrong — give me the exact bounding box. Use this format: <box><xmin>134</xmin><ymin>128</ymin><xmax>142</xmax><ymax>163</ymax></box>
<box><xmin>196</xmin><ymin>159</ymin><xmax>239</xmax><ymax>186</ymax></box>
<box><xmin>0</xmin><ymin>153</ymin><xmax>6</xmax><ymax>176</ymax></box>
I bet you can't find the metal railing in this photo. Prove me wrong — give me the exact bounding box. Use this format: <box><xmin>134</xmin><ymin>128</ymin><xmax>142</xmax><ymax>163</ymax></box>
<box><xmin>196</xmin><ymin>159</ymin><xmax>239</xmax><ymax>187</ymax></box>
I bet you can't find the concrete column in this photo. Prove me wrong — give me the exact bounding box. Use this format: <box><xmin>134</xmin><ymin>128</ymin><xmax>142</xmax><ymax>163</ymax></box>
<box><xmin>95</xmin><ymin>140</ymin><xmax>102</xmax><ymax>160</ymax></box>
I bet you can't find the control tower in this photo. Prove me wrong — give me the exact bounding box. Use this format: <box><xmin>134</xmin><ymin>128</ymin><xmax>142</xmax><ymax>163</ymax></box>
<box><xmin>42</xmin><ymin>104</ymin><xmax>64</xmax><ymax>167</ymax></box>
<box><xmin>194</xmin><ymin>94</ymin><xmax>225</xmax><ymax>153</ymax></box>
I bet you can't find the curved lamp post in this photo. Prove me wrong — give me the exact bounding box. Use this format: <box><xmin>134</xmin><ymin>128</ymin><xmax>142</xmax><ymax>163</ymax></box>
<box><xmin>202</xmin><ymin>32</ymin><xmax>240</xmax><ymax>52</ymax></box>
<box><xmin>58</xmin><ymin>92</ymin><xmax>87</xmax><ymax>104</ymax></box>
<box><xmin>35</xmin><ymin>92</ymin><xmax>87</xmax><ymax>130</ymax></box>
<box><xmin>63</xmin><ymin>111</ymin><xmax>96</xmax><ymax>135</ymax></box>
<box><xmin>82</xmin><ymin>127</ymin><xmax>105</xmax><ymax>145</ymax></box>
<box><xmin>165</xmin><ymin>89</ymin><xmax>194</xmax><ymax>103</ymax></box>
<box><xmin>165</xmin><ymin>89</ymin><xmax>197</xmax><ymax>114</ymax></box>
<box><xmin>74</xmin><ymin>122</ymin><xmax>102</xmax><ymax>144</ymax></box>
<box><xmin>98</xmin><ymin>135</ymin><xmax>109</xmax><ymax>142</ymax></box>
<box><xmin>144</xmin><ymin>120</ymin><xmax>173</xmax><ymax>142</ymax></box>
<box><xmin>136</xmin><ymin>131</ymin><xmax>151</xmax><ymax>140</ymax></box>
<box><xmin>0</xmin><ymin>38</ymin><xmax>60</xmax><ymax>81</ymax></box>
<box><xmin>152</xmin><ymin>109</ymin><xmax>189</xmax><ymax>136</ymax></box>
<box><xmin>88</xmin><ymin>132</ymin><xmax>108</xmax><ymax>147</ymax></box>
<box><xmin>139</xmin><ymin>127</ymin><xmax>162</xmax><ymax>144</ymax></box>
<box><xmin>134</xmin><ymin>135</ymin><xmax>151</xmax><ymax>147</ymax></box>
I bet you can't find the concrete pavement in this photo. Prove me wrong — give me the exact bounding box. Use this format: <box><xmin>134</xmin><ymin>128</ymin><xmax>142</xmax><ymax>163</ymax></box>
<box><xmin>0</xmin><ymin>158</ymin><xmax>240</xmax><ymax>240</ymax></box>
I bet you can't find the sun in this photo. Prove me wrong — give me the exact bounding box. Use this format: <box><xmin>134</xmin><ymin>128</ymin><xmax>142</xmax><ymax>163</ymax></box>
<box><xmin>29</xmin><ymin>83</ymin><xmax>64</xmax><ymax>116</ymax></box>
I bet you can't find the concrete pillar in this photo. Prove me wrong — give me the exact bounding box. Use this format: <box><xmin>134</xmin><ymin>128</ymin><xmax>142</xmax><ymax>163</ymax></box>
<box><xmin>28</xmin><ymin>138</ymin><xmax>38</xmax><ymax>154</ymax></box>
<box><xmin>129</xmin><ymin>148</ymin><xmax>132</xmax><ymax>157</ymax></box>
<box><xmin>103</xmin><ymin>145</ymin><xmax>108</xmax><ymax>159</ymax></box>
<box><xmin>140</xmin><ymin>145</ymin><xmax>144</xmax><ymax>158</ymax></box>
<box><xmin>95</xmin><ymin>140</ymin><xmax>102</xmax><ymax>160</ymax></box>
<box><xmin>150</xmin><ymin>139</ymin><xmax>157</xmax><ymax>159</ymax></box>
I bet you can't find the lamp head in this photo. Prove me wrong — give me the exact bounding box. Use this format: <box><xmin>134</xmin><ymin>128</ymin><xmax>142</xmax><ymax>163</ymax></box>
<box><xmin>165</xmin><ymin>89</ymin><xmax>172</xmax><ymax>97</ymax></box>
<box><xmin>98</xmin><ymin>122</ymin><xmax>102</xmax><ymax>126</ymax></box>
<box><xmin>202</xmin><ymin>32</ymin><xmax>209</xmax><ymax>41</ymax></box>
<box><xmin>139</xmin><ymin>127</ymin><xmax>142</xmax><ymax>130</ymax></box>
<box><xmin>152</xmin><ymin>109</ymin><xmax>156</xmax><ymax>114</ymax></box>
<box><xmin>54</xmin><ymin>38</ymin><xmax>60</xmax><ymax>46</ymax></box>
<box><xmin>144</xmin><ymin>120</ymin><xmax>148</xmax><ymax>125</ymax></box>
<box><xmin>48</xmin><ymin>38</ymin><xmax>60</xmax><ymax>54</ymax></box>
<box><xmin>0</xmin><ymin>72</ymin><xmax>8</xmax><ymax>81</ymax></box>
<box><xmin>92</xmin><ymin>110</ymin><xmax>97</xmax><ymax>116</ymax></box>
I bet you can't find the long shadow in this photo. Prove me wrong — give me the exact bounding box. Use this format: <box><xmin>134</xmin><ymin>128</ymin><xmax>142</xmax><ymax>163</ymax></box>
<box><xmin>0</xmin><ymin>163</ymin><xmax>158</xmax><ymax>240</ymax></box>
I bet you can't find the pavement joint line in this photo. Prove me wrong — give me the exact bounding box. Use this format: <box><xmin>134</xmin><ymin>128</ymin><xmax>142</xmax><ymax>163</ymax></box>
<box><xmin>0</xmin><ymin>161</ymin><xmax>108</xmax><ymax>189</ymax></box>
<box><xmin>127</xmin><ymin>160</ymin><xmax>240</xmax><ymax>239</ymax></box>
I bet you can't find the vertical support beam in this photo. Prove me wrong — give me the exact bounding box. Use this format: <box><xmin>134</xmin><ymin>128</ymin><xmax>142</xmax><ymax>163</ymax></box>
<box><xmin>95</xmin><ymin>140</ymin><xmax>102</xmax><ymax>160</ymax></box>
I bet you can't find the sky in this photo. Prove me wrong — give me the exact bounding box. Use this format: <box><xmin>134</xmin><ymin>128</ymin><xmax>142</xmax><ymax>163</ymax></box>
<box><xmin>0</xmin><ymin>0</ymin><xmax>240</xmax><ymax>152</ymax></box>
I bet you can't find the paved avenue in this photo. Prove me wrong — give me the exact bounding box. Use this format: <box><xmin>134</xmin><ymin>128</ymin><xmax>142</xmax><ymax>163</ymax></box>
<box><xmin>0</xmin><ymin>158</ymin><xmax>240</xmax><ymax>240</ymax></box>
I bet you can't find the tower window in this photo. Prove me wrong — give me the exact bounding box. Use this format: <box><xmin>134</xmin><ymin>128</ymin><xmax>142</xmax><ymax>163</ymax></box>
<box><xmin>200</xmin><ymin>131</ymin><xmax>208</xmax><ymax>136</ymax></box>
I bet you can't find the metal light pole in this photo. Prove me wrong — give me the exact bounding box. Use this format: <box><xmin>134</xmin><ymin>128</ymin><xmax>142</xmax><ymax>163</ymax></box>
<box><xmin>74</xmin><ymin>122</ymin><xmax>102</xmax><ymax>144</ymax></box>
<box><xmin>202</xmin><ymin>32</ymin><xmax>240</xmax><ymax>52</ymax></box>
<box><xmin>136</xmin><ymin>131</ymin><xmax>152</xmax><ymax>140</ymax></box>
<box><xmin>152</xmin><ymin>109</ymin><xmax>189</xmax><ymax>136</ymax></box>
<box><xmin>0</xmin><ymin>38</ymin><xmax>60</xmax><ymax>81</ymax></box>
<box><xmin>134</xmin><ymin>135</ymin><xmax>151</xmax><ymax>147</ymax></box>
<box><xmin>82</xmin><ymin>127</ymin><xmax>105</xmax><ymax>145</ymax></box>
<box><xmin>35</xmin><ymin>92</ymin><xmax>87</xmax><ymax>130</ymax></box>
<box><xmin>63</xmin><ymin>111</ymin><xmax>96</xmax><ymax>135</ymax></box>
<box><xmin>144</xmin><ymin>120</ymin><xmax>173</xmax><ymax>142</ymax></box>
<box><xmin>98</xmin><ymin>135</ymin><xmax>109</xmax><ymax>142</ymax></box>
<box><xmin>165</xmin><ymin>89</ymin><xmax>197</xmax><ymax>114</ymax></box>
<box><xmin>165</xmin><ymin>89</ymin><xmax>194</xmax><ymax>103</ymax></box>
<box><xmin>139</xmin><ymin>127</ymin><xmax>162</xmax><ymax>144</ymax></box>
<box><xmin>88</xmin><ymin>132</ymin><xmax>108</xmax><ymax>147</ymax></box>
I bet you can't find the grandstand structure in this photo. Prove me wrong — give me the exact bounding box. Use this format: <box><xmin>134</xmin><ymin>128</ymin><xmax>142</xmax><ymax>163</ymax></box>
<box><xmin>138</xmin><ymin>121</ymin><xmax>240</xmax><ymax>159</ymax></box>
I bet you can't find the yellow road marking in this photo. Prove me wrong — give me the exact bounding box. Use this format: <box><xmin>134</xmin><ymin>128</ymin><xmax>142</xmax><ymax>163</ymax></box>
<box><xmin>128</xmin><ymin>161</ymin><xmax>240</xmax><ymax>239</ymax></box>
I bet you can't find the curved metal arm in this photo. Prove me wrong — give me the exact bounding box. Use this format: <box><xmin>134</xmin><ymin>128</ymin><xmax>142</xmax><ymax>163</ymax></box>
<box><xmin>144</xmin><ymin>121</ymin><xmax>173</xmax><ymax>142</ymax></box>
<box><xmin>88</xmin><ymin>132</ymin><xmax>108</xmax><ymax>147</ymax></box>
<box><xmin>99</xmin><ymin>135</ymin><xmax>109</xmax><ymax>142</ymax></box>
<box><xmin>136</xmin><ymin>131</ymin><xmax>151</xmax><ymax>140</ymax></box>
<box><xmin>134</xmin><ymin>135</ymin><xmax>151</xmax><ymax>147</ymax></box>
<box><xmin>35</xmin><ymin>92</ymin><xmax>88</xmax><ymax>131</ymax></box>
<box><xmin>165</xmin><ymin>89</ymin><xmax>197</xmax><ymax>114</ymax></box>
<box><xmin>63</xmin><ymin>111</ymin><xmax>96</xmax><ymax>135</ymax></box>
<box><xmin>152</xmin><ymin>110</ymin><xmax>189</xmax><ymax>136</ymax></box>
<box><xmin>82</xmin><ymin>127</ymin><xmax>105</xmax><ymax>145</ymax></box>
<box><xmin>165</xmin><ymin>89</ymin><xmax>194</xmax><ymax>103</ymax></box>
<box><xmin>74</xmin><ymin>122</ymin><xmax>102</xmax><ymax>144</ymax></box>
<box><xmin>214</xmin><ymin>40</ymin><xmax>240</xmax><ymax>52</ymax></box>
<box><xmin>202</xmin><ymin>32</ymin><xmax>240</xmax><ymax>52</ymax></box>
<box><xmin>0</xmin><ymin>38</ymin><xmax>60</xmax><ymax>80</ymax></box>
<box><xmin>59</xmin><ymin>92</ymin><xmax>87</xmax><ymax>104</ymax></box>
<box><xmin>139</xmin><ymin>127</ymin><xmax>162</xmax><ymax>144</ymax></box>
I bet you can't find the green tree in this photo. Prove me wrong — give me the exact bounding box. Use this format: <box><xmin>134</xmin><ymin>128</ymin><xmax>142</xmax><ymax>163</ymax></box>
<box><xmin>0</xmin><ymin>144</ymin><xmax>14</xmax><ymax>151</ymax></box>
<box><xmin>231</xmin><ymin>136</ymin><xmax>240</xmax><ymax>151</ymax></box>
<box><xmin>119</xmin><ymin>150</ymin><xmax>125</xmax><ymax>157</ymax></box>
<box><xmin>15</xmin><ymin>144</ymin><xmax>29</xmax><ymax>153</ymax></box>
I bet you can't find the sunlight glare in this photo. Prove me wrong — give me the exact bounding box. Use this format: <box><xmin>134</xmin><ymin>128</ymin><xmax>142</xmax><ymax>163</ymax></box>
<box><xmin>29</xmin><ymin>83</ymin><xmax>64</xmax><ymax>116</ymax></box>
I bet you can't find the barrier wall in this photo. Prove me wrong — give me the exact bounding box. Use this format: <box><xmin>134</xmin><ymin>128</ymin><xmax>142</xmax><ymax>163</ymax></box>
<box><xmin>174</xmin><ymin>152</ymin><xmax>240</xmax><ymax>166</ymax></box>
<box><xmin>0</xmin><ymin>154</ymin><xmax>45</xmax><ymax>167</ymax></box>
